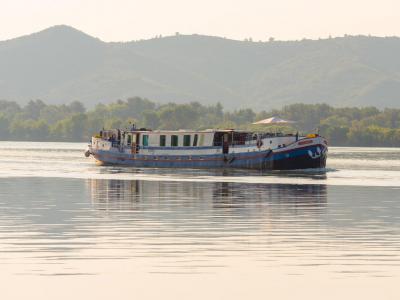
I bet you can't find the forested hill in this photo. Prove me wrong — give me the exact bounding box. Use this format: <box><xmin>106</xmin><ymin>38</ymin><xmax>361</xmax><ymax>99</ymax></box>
<box><xmin>1</xmin><ymin>25</ymin><xmax>400</xmax><ymax>109</ymax></box>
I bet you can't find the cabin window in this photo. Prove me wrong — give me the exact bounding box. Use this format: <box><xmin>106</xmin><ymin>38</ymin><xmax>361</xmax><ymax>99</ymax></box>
<box><xmin>193</xmin><ymin>134</ymin><xmax>198</xmax><ymax>146</ymax></box>
<box><xmin>199</xmin><ymin>134</ymin><xmax>205</xmax><ymax>146</ymax></box>
<box><xmin>160</xmin><ymin>135</ymin><xmax>166</xmax><ymax>147</ymax></box>
<box><xmin>171</xmin><ymin>135</ymin><xmax>178</xmax><ymax>147</ymax></box>
<box><xmin>127</xmin><ymin>135</ymin><xmax>132</xmax><ymax>146</ymax></box>
<box><xmin>183</xmin><ymin>135</ymin><xmax>191</xmax><ymax>147</ymax></box>
<box><xmin>142</xmin><ymin>135</ymin><xmax>149</xmax><ymax>146</ymax></box>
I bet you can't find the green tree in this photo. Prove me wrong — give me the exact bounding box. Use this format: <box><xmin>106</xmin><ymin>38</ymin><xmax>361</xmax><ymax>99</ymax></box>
<box><xmin>142</xmin><ymin>110</ymin><xmax>160</xmax><ymax>129</ymax></box>
<box><xmin>0</xmin><ymin>113</ymin><xmax>10</xmax><ymax>139</ymax></box>
<box><xmin>69</xmin><ymin>101</ymin><xmax>86</xmax><ymax>114</ymax></box>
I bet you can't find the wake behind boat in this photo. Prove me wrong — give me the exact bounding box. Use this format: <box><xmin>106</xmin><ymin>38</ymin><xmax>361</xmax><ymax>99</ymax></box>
<box><xmin>85</xmin><ymin>127</ymin><xmax>328</xmax><ymax>170</ymax></box>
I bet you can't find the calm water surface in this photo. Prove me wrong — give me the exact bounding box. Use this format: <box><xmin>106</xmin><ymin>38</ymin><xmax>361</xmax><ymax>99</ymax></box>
<box><xmin>0</xmin><ymin>142</ymin><xmax>399</xmax><ymax>299</ymax></box>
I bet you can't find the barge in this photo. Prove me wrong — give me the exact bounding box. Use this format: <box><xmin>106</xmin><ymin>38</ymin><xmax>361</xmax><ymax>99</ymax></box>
<box><xmin>85</xmin><ymin>128</ymin><xmax>328</xmax><ymax>170</ymax></box>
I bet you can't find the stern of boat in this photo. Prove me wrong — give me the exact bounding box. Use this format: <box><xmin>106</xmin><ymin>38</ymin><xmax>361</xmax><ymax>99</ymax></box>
<box><xmin>84</xmin><ymin>136</ymin><xmax>113</xmax><ymax>164</ymax></box>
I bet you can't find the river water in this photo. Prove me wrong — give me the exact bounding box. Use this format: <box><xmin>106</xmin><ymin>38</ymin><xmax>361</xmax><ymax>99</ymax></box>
<box><xmin>0</xmin><ymin>142</ymin><xmax>399</xmax><ymax>299</ymax></box>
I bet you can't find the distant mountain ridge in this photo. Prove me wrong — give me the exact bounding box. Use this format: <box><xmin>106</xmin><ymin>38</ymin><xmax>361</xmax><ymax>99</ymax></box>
<box><xmin>1</xmin><ymin>25</ymin><xmax>400</xmax><ymax>109</ymax></box>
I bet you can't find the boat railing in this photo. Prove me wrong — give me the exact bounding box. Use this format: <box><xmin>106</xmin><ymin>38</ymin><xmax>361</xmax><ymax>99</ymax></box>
<box><xmin>213</xmin><ymin>132</ymin><xmax>299</xmax><ymax>147</ymax></box>
<box><xmin>101</xmin><ymin>132</ymin><xmax>303</xmax><ymax>149</ymax></box>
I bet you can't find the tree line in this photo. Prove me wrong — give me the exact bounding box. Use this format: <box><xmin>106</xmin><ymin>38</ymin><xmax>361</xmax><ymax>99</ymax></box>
<box><xmin>1</xmin><ymin>97</ymin><xmax>400</xmax><ymax>146</ymax></box>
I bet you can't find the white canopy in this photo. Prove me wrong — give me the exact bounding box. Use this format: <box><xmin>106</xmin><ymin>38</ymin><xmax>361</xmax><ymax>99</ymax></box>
<box><xmin>252</xmin><ymin>116</ymin><xmax>296</xmax><ymax>125</ymax></box>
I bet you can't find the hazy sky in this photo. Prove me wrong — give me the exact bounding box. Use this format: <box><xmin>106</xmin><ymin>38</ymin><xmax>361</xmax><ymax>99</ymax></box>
<box><xmin>1</xmin><ymin>0</ymin><xmax>399</xmax><ymax>42</ymax></box>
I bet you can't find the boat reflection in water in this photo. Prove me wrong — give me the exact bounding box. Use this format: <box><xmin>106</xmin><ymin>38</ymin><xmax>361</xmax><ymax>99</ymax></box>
<box><xmin>88</xmin><ymin>179</ymin><xmax>327</xmax><ymax>216</ymax></box>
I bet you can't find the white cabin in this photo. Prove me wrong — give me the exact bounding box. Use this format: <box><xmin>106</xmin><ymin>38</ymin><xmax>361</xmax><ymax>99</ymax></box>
<box><xmin>91</xmin><ymin>128</ymin><xmax>303</xmax><ymax>157</ymax></box>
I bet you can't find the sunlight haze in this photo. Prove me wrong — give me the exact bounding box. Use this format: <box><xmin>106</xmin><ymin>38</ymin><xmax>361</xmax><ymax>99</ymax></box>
<box><xmin>1</xmin><ymin>0</ymin><xmax>400</xmax><ymax>41</ymax></box>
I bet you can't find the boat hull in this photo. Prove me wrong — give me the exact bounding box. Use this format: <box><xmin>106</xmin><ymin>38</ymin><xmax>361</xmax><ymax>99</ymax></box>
<box><xmin>91</xmin><ymin>143</ymin><xmax>327</xmax><ymax>171</ymax></box>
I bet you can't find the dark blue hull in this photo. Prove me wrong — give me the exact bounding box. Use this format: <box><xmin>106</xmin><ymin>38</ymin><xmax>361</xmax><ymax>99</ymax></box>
<box><xmin>92</xmin><ymin>144</ymin><xmax>327</xmax><ymax>170</ymax></box>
